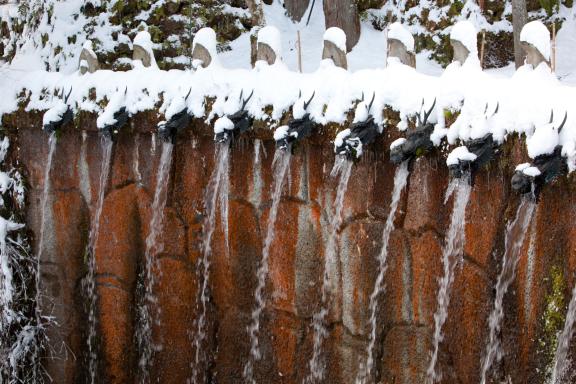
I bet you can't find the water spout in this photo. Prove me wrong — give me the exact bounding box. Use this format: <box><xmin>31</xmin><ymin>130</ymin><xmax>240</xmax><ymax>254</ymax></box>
<box><xmin>304</xmin><ymin>157</ymin><xmax>353</xmax><ymax>383</ymax></box>
<box><xmin>83</xmin><ymin>137</ymin><xmax>114</xmax><ymax>384</ymax></box>
<box><xmin>356</xmin><ymin>161</ymin><xmax>409</xmax><ymax>384</ymax></box>
<box><xmin>479</xmin><ymin>198</ymin><xmax>536</xmax><ymax>384</ymax></box>
<box><xmin>136</xmin><ymin>141</ymin><xmax>174</xmax><ymax>383</ymax></box>
<box><xmin>243</xmin><ymin>150</ymin><xmax>291</xmax><ymax>384</ymax></box>
<box><xmin>190</xmin><ymin>144</ymin><xmax>230</xmax><ymax>384</ymax></box>
<box><xmin>425</xmin><ymin>175</ymin><xmax>472</xmax><ymax>383</ymax></box>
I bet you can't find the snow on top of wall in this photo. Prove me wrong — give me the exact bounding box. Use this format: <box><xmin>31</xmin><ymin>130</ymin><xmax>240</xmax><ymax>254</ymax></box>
<box><xmin>258</xmin><ymin>25</ymin><xmax>282</xmax><ymax>59</ymax></box>
<box><xmin>450</xmin><ymin>20</ymin><xmax>478</xmax><ymax>55</ymax></box>
<box><xmin>520</xmin><ymin>20</ymin><xmax>551</xmax><ymax>61</ymax></box>
<box><xmin>42</xmin><ymin>101</ymin><xmax>68</xmax><ymax>125</ymax></box>
<box><xmin>527</xmin><ymin>121</ymin><xmax>560</xmax><ymax>158</ymax></box>
<box><xmin>388</xmin><ymin>22</ymin><xmax>414</xmax><ymax>53</ymax></box>
<box><xmin>446</xmin><ymin>145</ymin><xmax>477</xmax><ymax>166</ymax></box>
<box><xmin>323</xmin><ymin>27</ymin><xmax>347</xmax><ymax>52</ymax></box>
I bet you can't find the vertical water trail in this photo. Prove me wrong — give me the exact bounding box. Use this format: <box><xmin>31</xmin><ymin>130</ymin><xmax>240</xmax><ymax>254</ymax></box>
<box><xmin>425</xmin><ymin>176</ymin><xmax>472</xmax><ymax>384</ymax></box>
<box><xmin>32</xmin><ymin>133</ymin><xmax>56</xmax><ymax>380</ymax></box>
<box><xmin>84</xmin><ymin>137</ymin><xmax>113</xmax><ymax>384</ymax></box>
<box><xmin>137</xmin><ymin>142</ymin><xmax>174</xmax><ymax>383</ymax></box>
<box><xmin>304</xmin><ymin>158</ymin><xmax>353</xmax><ymax>384</ymax></box>
<box><xmin>243</xmin><ymin>150</ymin><xmax>292</xmax><ymax>384</ymax></box>
<box><xmin>356</xmin><ymin>161</ymin><xmax>410</xmax><ymax>384</ymax></box>
<box><xmin>479</xmin><ymin>198</ymin><xmax>536</xmax><ymax>384</ymax></box>
<box><xmin>190</xmin><ymin>144</ymin><xmax>230</xmax><ymax>384</ymax></box>
<box><xmin>551</xmin><ymin>281</ymin><xmax>576</xmax><ymax>384</ymax></box>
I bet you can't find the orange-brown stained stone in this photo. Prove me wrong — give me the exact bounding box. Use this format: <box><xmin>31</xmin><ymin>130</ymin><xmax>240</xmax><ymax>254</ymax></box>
<box><xmin>408</xmin><ymin>230</ymin><xmax>444</xmax><ymax>326</ymax></box>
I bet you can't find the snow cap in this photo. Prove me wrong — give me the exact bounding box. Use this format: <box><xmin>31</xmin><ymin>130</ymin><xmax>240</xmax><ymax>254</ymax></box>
<box><xmin>388</xmin><ymin>22</ymin><xmax>414</xmax><ymax>53</ymax></box>
<box><xmin>83</xmin><ymin>40</ymin><xmax>94</xmax><ymax>51</ymax></box>
<box><xmin>520</xmin><ymin>20</ymin><xmax>551</xmax><ymax>61</ymax></box>
<box><xmin>390</xmin><ymin>138</ymin><xmax>406</xmax><ymax>150</ymax></box>
<box><xmin>258</xmin><ymin>26</ymin><xmax>282</xmax><ymax>58</ymax></box>
<box><xmin>323</xmin><ymin>27</ymin><xmax>347</xmax><ymax>52</ymax></box>
<box><xmin>214</xmin><ymin>116</ymin><xmax>234</xmax><ymax>134</ymax></box>
<box><xmin>334</xmin><ymin>128</ymin><xmax>351</xmax><ymax>148</ymax></box>
<box><xmin>523</xmin><ymin>166</ymin><xmax>542</xmax><ymax>177</ymax></box>
<box><xmin>353</xmin><ymin>101</ymin><xmax>370</xmax><ymax>123</ymax></box>
<box><xmin>450</xmin><ymin>21</ymin><xmax>478</xmax><ymax>55</ymax></box>
<box><xmin>446</xmin><ymin>146</ymin><xmax>477</xmax><ymax>166</ymax></box>
<box><xmin>43</xmin><ymin>101</ymin><xmax>68</xmax><ymax>125</ymax></box>
<box><xmin>273</xmin><ymin>125</ymin><xmax>289</xmax><ymax>141</ymax></box>
<box><xmin>193</xmin><ymin>27</ymin><xmax>219</xmax><ymax>65</ymax></box>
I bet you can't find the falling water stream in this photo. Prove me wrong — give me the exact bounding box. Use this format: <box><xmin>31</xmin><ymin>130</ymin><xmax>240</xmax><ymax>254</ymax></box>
<box><xmin>137</xmin><ymin>142</ymin><xmax>174</xmax><ymax>383</ymax></box>
<box><xmin>304</xmin><ymin>158</ymin><xmax>353</xmax><ymax>384</ymax></box>
<box><xmin>425</xmin><ymin>176</ymin><xmax>472</xmax><ymax>384</ymax></box>
<box><xmin>243</xmin><ymin>150</ymin><xmax>291</xmax><ymax>384</ymax></box>
<box><xmin>551</xmin><ymin>281</ymin><xmax>576</xmax><ymax>384</ymax></box>
<box><xmin>190</xmin><ymin>144</ymin><xmax>230</xmax><ymax>384</ymax></box>
<box><xmin>356</xmin><ymin>161</ymin><xmax>409</xmax><ymax>384</ymax></box>
<box><xmin>479</xmin><ymin>197</ymin><xmax>536</xmax><ymax>384</ymax></box>
<box><xmin>84</xmin><ymin>137</ymin><xmax>113</xmax><ymax>384</ymax></box>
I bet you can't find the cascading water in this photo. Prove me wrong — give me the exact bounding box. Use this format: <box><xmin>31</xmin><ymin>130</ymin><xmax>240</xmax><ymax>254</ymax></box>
<box><xmin>31</xmin><ymin>132</ymin><xmax>57</xmax><ymax>381</ymax></box>
<box><xmin>425</xmin><ymin>175</ymin><xmax>472</xmax><ymax>384</ymax></box>
<box><xmin>479</xmin><ymin>197</ymin><xmax>536</xmax><ymax>384</ymax></box>
<box><xmin>550</xmin><ymin>281</ymin><xmax>576</xmax><ymax>384</ymax></box>
<box><xmin>356</xmin><ymin>161</ymin><xmax>409</xmax><ymax>384</ymax></box>
<box><xmin>83</xmin><ymin>137</ymin><xmax>113</xmax><ymax>384</ymax></box>
<box><xmin>136</xmin><ymin>142</ymin><xmax>174</xmax><ymax>383</ymax></box>
<box><xmin>190</xmin><ymin>144</ymin><xmax>230</xmax><ymax>384</ymax></box>
<box><xmin>243</xmin><ymin>150</ymin><xmax>292</xmax><ymax>384</ymax></box>
<box><xmin>304</xmin><ymin>157</ymin><xmax>353</xmax><ymax>384</ymax></box>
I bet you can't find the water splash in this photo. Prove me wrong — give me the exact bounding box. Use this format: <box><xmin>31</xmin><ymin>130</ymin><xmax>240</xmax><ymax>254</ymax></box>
<box><xmin>137</xmin><ymin>142</ymin><xmax>174</xmax><ymax>383</ymax></box>
<box><xmin>356</xmin><ymin>161</ymin><xmax>409</xmax><ymax>384</ymax></box>
<box><xmin>243</xmin><ymin>150</ymin><xmax>292</xmax><ymax>384</ymax></box>
<box><xmin>190</xmin><ymin>144</ymin><xmax>230</xmax><ymax>384</ymax></box>
<box><xmin>550</xmin><ymin>280</ymin><xmax>576</xmax><ymax>383</ymax></box>
<box><xmin>425</xmin><ymin>176</ymin><xmax>472</xmax><ymax>384</ymax></box>
<box><xmin>304</xmin><ymin>157</ymin><xmax>353</xmax><ymax>384</ymax></box>
<box><xmin>83</xmin><ymin>137</ymin><xmax>113</xmax><ymax>384</ymax></box>
<box><xmin>479</xmin><ymin>198</ymin><xmax>536</xmax><ymax>384</ymax></box>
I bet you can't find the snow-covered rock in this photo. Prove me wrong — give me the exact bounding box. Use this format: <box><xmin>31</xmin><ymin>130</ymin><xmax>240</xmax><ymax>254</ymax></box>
<box><xmin>193</xmin><ymin>27</ymin><xmax>219</xmax><ymax>68</ymax></box>
<box><xmin>450</xmin><ymin>21</ymin><xmax>478</xmax><ymax>55</ymax></box>
<box><xmin>273</xmin><ymin>125</ymin><xmax>289</xmax><ymax>141</ymax></box>
<box><xmin>334</xmin><ymin>128</ymin><xmax>351</xmax><ymax>148</ymax></box>
<box><xmin>132</xmin><ymin>31</ymin><xmax>157</xmax><ymax>68</ymax></box>
<box><xmin>388</xmin><ymin>22</ymin><xmax>414</xmax><ymax>53</ymax></box>
<box><xmin>323</xmin><ymin>27</ymin><xmax>347</xmax><ymax>53</ymax></box>
<box><xmin>520</xmin><ymin>20</ymin><xmax>551</xmax><ymax>61</ymax></box>
<box><xmin>258</xmin><ymin>26</ymin><xmax>282</xmax><ymax>59</ymax></box>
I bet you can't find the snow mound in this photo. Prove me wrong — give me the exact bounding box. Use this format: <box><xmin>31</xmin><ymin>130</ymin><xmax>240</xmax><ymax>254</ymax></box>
<box><xmin>450</xmin><ymin>21</ymin><xmax>478</xmax><ymax>55</ymax></box>
<box><xmin>388</xmin><ymin>22</ymin><xmax>414</xmax><ymax>53</ymax></box>
<box><xmin>527</xmin><ymin>122</ymin><xmax>559</xmax><ymax>158</ymax></box>
<box><xmin>353</xmin><ymin>101</ymin><xmax>369</xmax><ymax>123</ymax></box>
<box><xmin>446</xmin><ymin>145</ymin><xmax>477</xmax><ymax>166</ymax></box>
<box><xmin>165</xmin><ymin>93</ymin><xmax>188</xmax><ymax>120</ymax></box>
<box><xmin>520</xmin><ymin>20</ymin><xmax>551</xmax><ymax>61</ymax></box>
<box><xmin>214</xmin><ymin>116</ymin><xmax>234</xmax><ymax>134</ymax></box>
<box><xmin>323</xmin><ymin>27</ymin><xmax>347</xmax><ymax>52</ymax></box>
<box><xmin>258</xmin><ymin>26</ymin><xmax>282</xmax><ymax>59</ymax></box>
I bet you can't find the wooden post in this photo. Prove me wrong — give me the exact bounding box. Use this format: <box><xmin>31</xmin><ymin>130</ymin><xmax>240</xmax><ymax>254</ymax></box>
<box><xmin>480</xmin><ymin>29</ymin><xmax>486</xmax><ymax>69</ymax></box>
<box><xmin>551</xmin><ymin>22</ymin><xmax>556</xmax><ymax>73</ymax></box>
<box><xmin>297</xmin><ymin>30</ymin><xmax>303</xmax><ymax>73</ymax></box>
